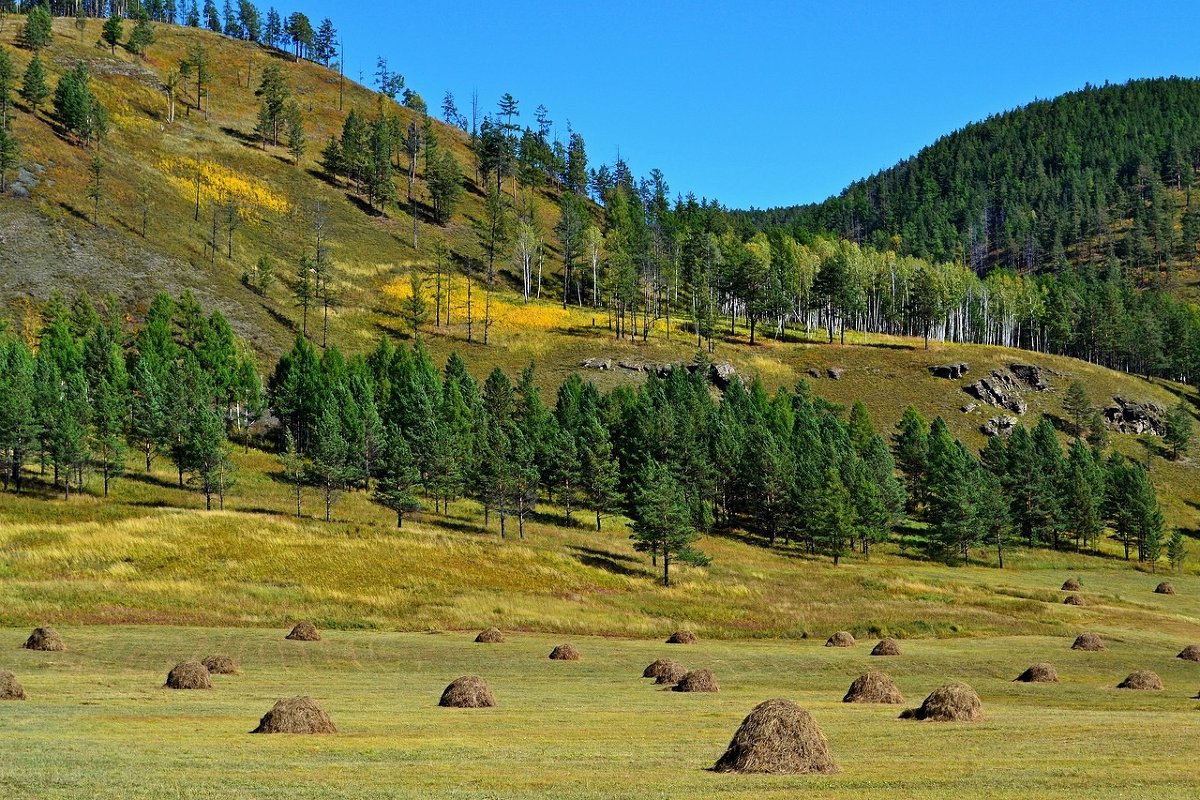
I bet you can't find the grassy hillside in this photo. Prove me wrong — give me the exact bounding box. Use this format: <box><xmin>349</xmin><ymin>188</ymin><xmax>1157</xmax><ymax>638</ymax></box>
<box><xmin>3</xmin><ymin>624</ymin><xmax>1199</xmax><ymax>799</ymax></box>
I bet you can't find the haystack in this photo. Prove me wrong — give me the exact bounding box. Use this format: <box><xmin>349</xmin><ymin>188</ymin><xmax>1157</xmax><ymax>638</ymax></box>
<box><xmin>165</xmin><ymin>661</ymin><xmax>212</xmax><ymax>690</ymax></box>
<box><xmin>654</xmin><ymin>662</ymin><xmax>689</xmax><ymax>685</ymax></box>
<box><xmin>1177</xmin><ymin>644</ymin><xmax>1200</xmax><ymax>662</ymax></box>
<box><xmin>251</xmin><ymin>696</ymin><xmax>336</xmax><ymax>733</ymax></box>
<box><xmin>870</xmin><ymin>638</ymin><xmax>901</xmax><ymax>656</ymax></box>
<box><xmin>0</xmin><ymin>670</ymin><xmax>26</xmax><ymax>700</ymax></box>
<box><xmin>843</xmin><ymin>671</ymin><xmax>903</xmax><ymax>704</ymax></box>
<box><xmin>1071</xmin><ymin>633</ymin><xmax>1105</xmax><ymax>651</ymax></box>
<box><xmin>1015</xmin><ymin>662</ymin><xmax>1058</xmax><ymax>683</ymax></box>
<box><xmin>1061</xmin><ymin>578</ymin><xmax>1082</xmax><ymax>591</ymax></box>
<box><xmin>548</xmin><ymin>643</ymin><xmax>581</xmax><ymax>661</ymax></box>
<box><xmin>672</xmin><ymin>668</ymin><xmax>718</xmax><ymax>692</ymax></box>
<box><xmin>666</xmin><ymin>630</ymin><xmax>698</xmax><ymax>644</ymax></box>
<box><xmin>825</xmin><ymin>631</ymin><xmax>856</xmax><ymax>648</ymax></box>
<box><xmin>22</xmin><ymin>627</ymin><xmax>64</xmax><ymax>652</ymax></box>
<box><xmin>713</xmin><ymin>699</ymin><xmax>838</xmax><ymax>775</ymax></box>
<box><xmin>285</xmin><ymin>621</ymin><xmax>321</xmax><ymax>641</ymax></box>
<box><xmin>1064</xmin><ymin>594</ymin><xmax>1085</xmax><ymax>606</ymax></box>
<box><xmin>475</xmin><ymin>627</ymin><xmax>505</xmax><ymax>643</ymax></box>
<box><xmin>1117</xmin><ymin>670</ymin><xmax>1163</xmax><ymax>690</ymax></box>
<box><xmin>202</xmin><ymin>654</ymin><xmax>238</xmax><ymax>675</ymax></box>
<box><xmin>439</xmin><ymin>675</ymin><xmax>496</xmax><ymax>707</ymax></box>
<box><xmin>1155</xmin><ymin>582</ymin><xmax>1176</xmax><ymax>595</ymax></box>
<box><xmin>900</xmin><ymin>682</ymin><xmax>982</xmax><ymax>721</ymax></box>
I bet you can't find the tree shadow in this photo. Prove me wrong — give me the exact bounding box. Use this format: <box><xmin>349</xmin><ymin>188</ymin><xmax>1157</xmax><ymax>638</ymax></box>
<box><xmin>864</xmin><ymin>342</ymin><xmax>918</xmax><ymax>351</ymax></box>
<box><xmin>568</xmin><ymin>545</ymin><xmax>644</xmax><ymax>577</ymax></box>
<box><xmin>262</xmin><ymin>302</ymin><xmax>298</xmax><ymax>336</ymax></box>
<box><xmin>57</xmin><ymin>201</ymin><xmax>91</xmax><ymax>224</ymax></box>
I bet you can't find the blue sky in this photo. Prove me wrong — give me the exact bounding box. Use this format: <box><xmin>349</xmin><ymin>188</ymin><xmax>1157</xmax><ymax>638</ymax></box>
<box><xmin>286</xmin><ymin>0</ymin><xmax>1200</xmax><ymax>209</ymax></box>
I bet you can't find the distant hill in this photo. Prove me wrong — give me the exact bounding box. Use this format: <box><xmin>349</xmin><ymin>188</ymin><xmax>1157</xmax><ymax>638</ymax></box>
<box><xmin>739</xmin><ymin>78</ymin><xmax>1200</xmax><ymax>279</ymax></box>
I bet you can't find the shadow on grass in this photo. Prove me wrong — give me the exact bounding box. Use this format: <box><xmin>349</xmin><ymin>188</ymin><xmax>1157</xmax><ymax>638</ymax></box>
<box><xmin>863</xmin><ymin>341</ymin><xmax>919</xmax><ymax>351</ymax></box>
<box><xmin>568</xmin><ymin>544</ymin><xmax>644</xmax><ymax>577</ymax></box>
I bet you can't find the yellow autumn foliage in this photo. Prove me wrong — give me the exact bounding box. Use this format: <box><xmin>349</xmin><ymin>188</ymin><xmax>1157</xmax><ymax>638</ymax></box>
<box><xmin>159</xmin><ymin>156</ymin><xmax>291</xmax><ymax>218</ymax></box>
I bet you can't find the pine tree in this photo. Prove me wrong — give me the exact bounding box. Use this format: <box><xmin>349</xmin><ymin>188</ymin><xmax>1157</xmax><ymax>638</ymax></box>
<box><xmin>630</xmin><ymin>459</ymin><xmax>707</xmax><ymax>586</ymax></box>
<box><xmin>1167</xmin><ymin>528</ymin><xmax>1187</xmax><ymax>572</ymax></box>
<box><xmin>1062</xmin><ymin>380</ymin><xmax>1093</xmax><ymax>440</ymax></box>
<box><xmin>374</xmin><ymin>425</ymin><xmax>421</xmax><ymax>527</ymax></box>
<box><xmin>101</xmin><ymin>15</ymin><xmax>124</xmax><ymax>56</ymax></box>
<box><xmin>20</xmin><ymin>5</ymin><xmax>54</xmax><ymax>52</ymax></box>
<box><xmin>86</xmin><ymin>155</ymin><xmax>103</xmax><ymax>225</ymax></box>
<box><xmin>186</xmin><ymin>403</ymin><xmax>233</xmax><ymax>510</ymax></box>
<box><xmin>203</xmin><ymin>0</ymin><xmax>222</xmax><ymax>32</ymax></box>
<box><xmin>127</xmin><ymin>9</ymin><xmax>157</xmax><ymax>58</ymax></box>
<box><xmin>1164</xmin><ymin>397</ymin><xmax>1192</xmax><ymax>460</ymax></box>
<box><xmin>892</xmin><ymin>405</ymin><xmax>928</xmax><ymax>513</ymax></box>
<box><xmin>0</xmin><ymin>125</ymin><xmax>16</xmax><ymax>196</ymax></box>
<box><xmin>309</xmin><ymin>404</ymin><xmax>347</xmax><ymax>522</ymax></box>
<box><xmin>277</xmin><ymin>427</ymin><xmax>306</xmax><ymax>517</ymax></box>
<box><xmin>812</xmin><ymin>466</ymin><xmax>853</xmax><ymax>564</ymax></box>
<box><xmin>20</xmin><ymin>54</ymin><xmax>48</xmax><ymax>114</ymax></box>
<box><xmin>285</xmin><ymin>101</ymin><xmax>305</xmax><ymax>164</ymax></box>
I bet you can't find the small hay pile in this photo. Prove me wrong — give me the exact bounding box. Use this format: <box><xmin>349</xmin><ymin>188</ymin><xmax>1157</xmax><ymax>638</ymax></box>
<box><xmin>252</xmin><ymin>696</ymin><xmax>336</xmax><ymax>734</ymax></box>
<box><xmin>1155</xmin><ymin>582</ymin><xmax>1176</xmax><ymax>595</ymax></box>
<box><xmin>713</xmin><ymin>699</ymin><xmax>838</xmax><ymax>775</ymax></box>
<box><xmin>1015</xmin><ymin>663</ymin><xmax>1058</xmax><ymax>683</ymax></box>
<box><xmin>666</xmin><ymin>630</ymin><xmax>698</xmax><ymax>644</ymax></box>
<box><xmin>475</xmin><ymin>627</ymin><xmax>505</xmax><ymax>643</ymax></box>
<box><xmin>653</xmin><ymin>662</ymin><xmax>689</xmax><ymax>685</ymax></box>
<box><xmin>440</xmin><ymin>675</ymin><xmax>496</xmax><ymax>708</ymax></box>
<box><xmin>285</xmin><ymin>621</ymin><xmax>321</xmax><ymax>641</ymax></box>
<box><xmin>23</xmin><ymin>627</ymin><xmax>64</xmax><ymax>652</ymax></box>
<box><xmin>1061</xmin><ymin>578</ymin><xmax>1082</xmax><ymax>591</ymax></box>
<box><xmin>1064</xmin><ymin>594</ymin><xmax>1085</xmax><ymax>606</ymax></box>
<box><xmin>0</xmin><ymin>670</ymin><xmax>26</xmax><ymax>700</ymax></box>
<box><xmin>672</xmin><ymin>668</ymin><xmax>718</xmax><ymax>692</ymax></box>
<box><xmin>1177</xmin><ymin>645</ymin><xmax>1200</xmax><ymax>662</ymax></box>
<box><xmin>201</xmin><ymin>655</ymin><xmax>238</xmax><ymax>675</ymax></box>
<box><xmin>1117</xmin><ymin>670</ymin><xmax>1163</xmax><ymax>690</ymax></box>
<box><xmin>870</xmin><ymin>638</ymin><xmax>901</xmax><ymax>656</ymax></box>
<box><xmin>825</xmin><ymin>631</ymin><xmax>856</xmax><ymax>648</ymax></box>
<box><xmin>843</xmin><ymin>671</ymin><xmax>903</xmax><ymax>704</ymax></box>
<box><xmin>165</xmin><ymin>661</ymin><xmax>212</xmax><ymax>690</ymax></box>
<box><xmin>643</xmin><ymin>658</ymin><xmax>682</xmax><ymax>679</ymax></box>
<box><xmin>548</xmin><ymin>643</ymin><xmax>581</xmax><ymax>661</ymax></box>
<box><xmin>900</xmin><ymin>682</ymin><xmax>982</xmax><ymax>721</ymax></box>
<box><xmin>1071</xmin><ymin>633</ymin><xmax>1105</xmax><ymax>651</ymax></box>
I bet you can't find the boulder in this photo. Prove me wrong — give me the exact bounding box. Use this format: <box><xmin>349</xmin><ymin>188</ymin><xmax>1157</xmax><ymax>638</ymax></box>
<box><xmin>964</xmin><ymin>370</ymin><xmax>1027</xmax><ymax>415</ymax></box>
<box><xmin>981</xmin><ymin>416</ymin><xmax>1018</xmax><ymax>437</ymax></box>
<box><xmin>827</xmin><ymin>368</ymin><xmax>844</xmax><ymax>380</ymax></box>
<box><xmin>617</xmin><ymin>360</ymin><xmax>645</xmax><ymax>372</ymax></box>
<box><xmin>1009</xmin><ymin>363</ymin><xmax>1049</xmax><ymax>391</ymax></box>
<box><xmin>929</xmin><ymin>363</ymin><xmax>970</xmax><ymax>380</ymax></box>
<box><xmin>806</xmin><ymin>368</ymin><xmax>821</xmax><ymax>379</ymax></box>
<box><xmin>961</xmin><ymin>403</ymin><xmax>977</xmax><ymax>414</ymax></box>
<box><xmin>710</xmin><ymin>362</ymin><xmax>737</xmax><ymax>389</ymax></box>
<box><xmin>1104</xmin><ymin>396</ymin><xmax>1166</xmax><ymax>436</ymax></box>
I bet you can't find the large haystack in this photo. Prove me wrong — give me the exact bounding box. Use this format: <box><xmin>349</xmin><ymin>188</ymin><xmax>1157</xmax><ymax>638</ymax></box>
<box><xmin>713</xmin><ymin>699</ymin><xmax>838</xmax><ymax>775</ymax></box>
<box><xmin>165</xmin><ymin>661</ymin><xmax>212</xmax><ymax>690</ymax></box>
<box><xmin>251</xmin><ymin>696</ymin><xmax>336</xmax><ymax>733</ymax></box>
<box><xmin>1015</xmin><ymin>662</ymin><xmax>1059</xmax><ymax>683</ymax></box>
<box><xmin>654</xmin><ymin>662</ymin><xmax>689</xmax><ymax>685</ymax></box>
<box><xmin>202</xmin><ymin>654</ymin><xmax>238</xmax><ymax>675</ymax></box>
<box><xmin>0</xmin><ymin>670</ymin><xmax>26</xmax><ymax>700</ymax></box>
<box><xmin>1071</xmin><ymin>633</ymin><xmax>1105</xmax><ymax>651</ymax></box>
<box><xmin>672</xmin><ymin>668</ymin><xmax>718</xmax><ymax>692</ymax></box>
<box><xmin>475</xmin><ymin>627</ymin><xmax>505</xmax><ymax>643</ymax></box>
<box><xmin>666</xmin><ymin>630</ymin><xmax>698</xmax><ymax>644</ymax></box>
<box><xmin>1061</xmin><ymin>578</ymin><xmax>1083</xmax><ymax>591</ymax></box>
<box><xmin>843</xmin><ymin>671</ymin><xmax>904</xmax><ymax>704</ymax></box>
<box><xmin>548</xmin><ymin>643</ymin><xmax>581</xmax><ymax>661</ymax></box>
<box><xmin>900</xmin><ymin>682</ymin><xmax>982</xmax><ymax>721</ymax></box>
<box><xmin>440</xmin><ymin>675</ymin><xmax>496</xmax><ymax>708</ymax></box>
<box><xmin>870</xmin><ymin>638</ymin><xmax>901</xmax><ymax>656</ymax></box>
<box><xmin>643</xmin><ymin>658</ymin><xmax>682</xmax><ymax>679</ymax></box>
<box><xmin>1117</xmin><ymin>670</ymin><xmax>1163</xmax><ymax>690</ymax></box>
<box><xmin>1064</xmin><ymin>594</ymin><xmax>1085</xmax><ymax>606</ymax></box>
<box><xmin>1155</xmin><ymin>582</ymin><xmax>1176</xmax><ymax>595</ymax></box>
<box><xmin>825</xmin><ymin>631</ymin><xmax>856</xmax><ymax>648</ymax></box>
<box><xmin>22</xmin><ymin>627</ymin><xmax>64</xmax><ymax>652</ymax></box>
<box><xmin>285</xmin><ymin>621</ymin><xmax>321</xmax><ymax>641</ymax></box>
<box><xmin>1177</xmin><ymin>644</ymin><xmax>1200</xmax><ymax>662</ymax></box>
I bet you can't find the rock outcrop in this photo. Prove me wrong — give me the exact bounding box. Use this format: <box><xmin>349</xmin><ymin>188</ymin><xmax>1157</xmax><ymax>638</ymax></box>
<box><xmin>1104</xmin><ymin>397</ymin><xmax>1166</xmax><ymax>435</ymax></box>
<box><xmin>710</xmin><ymin>362</ymin><xmax>737</xmax><ymax>389</ymax></box>
<box><xmin>1009</xmin><ymin>363</ymin><xmax>1050</xmax><ymax>391</ymax></box>
<box><xmin>981</xmin><ymin>416</ymin><xmax>1018</xmax><ymax>437</ymax></box>
<box><xmin>964</xmin><ymin>370</ymin><xmax>1028</xmax><ymax>415</ymax></box>
<box><xmin>580</xmin><ymin>358</ymin><xmax>611</xmax><ymax>371</ymax></box>
<box><xmin>827</xmin><ymin>368</ymin><xmax>844</xmax><ymax>380</ymax></box>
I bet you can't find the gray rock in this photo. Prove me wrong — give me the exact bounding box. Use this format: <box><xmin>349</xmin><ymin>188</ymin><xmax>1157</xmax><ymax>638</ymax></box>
<box><xmin>806</xmin><ymin>368</ymin><xmax>821</xmax><ymax>379</ymax></box>
<box><xmin>580</xmin><ymin>358</ymin><xmax>611</xmax><ymax>371</ymax></box>
<box><xmin>827</xmin><ymin>367</ymin><xmax>844</xmax><ymax>380</ymax></box>
<box><xmin>1010</xmin><ymin>363</ymin><xmax>1049</xmax><ymax>391</ymax></box>
<box><xmin>616</xmin><ymin>360</ymin><xmax>645</xmax><ymax>372</ymax></box>
<box><xmin>961</xmin><ymin>403</ymin><xmax>977</xmax><ymax>414</ymax></box>
<box><xmin>710</xmin><ymin>362</ymin><xmax>737</xmax><ymax>389</ymax></box>
<box><xmin>982</xmin><ymin>416</ymin><xmax>1018</xmax><ymax>437</ymax></box>
<box><xmin>965</xmin><ymin>370</ymin><xmax>1028</xmax><ymax>415</ymax></box>
<box><xmin>930</xmin><ymin>362</ymin><xmax>970</xmax><ymax>380</ymax></box>
<box><xmin>9</xmin><ymin>183</ymin><xmax>29</xmax><ymax>198</ymax></box>
<box><xmin>1104</xmin><ymin>396</ymin><xmax>1166</xmax><ymax>436</ymax></box>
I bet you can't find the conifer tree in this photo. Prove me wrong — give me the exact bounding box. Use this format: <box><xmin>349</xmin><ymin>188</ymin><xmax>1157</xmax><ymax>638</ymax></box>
<box><xmin>277</xmin><ymin>427</ymin><xmax>307</xmax><ymax>517</ymax></box>
<box><xmin>1167</xmin><ymin>528</ymin><xmax>1187</xmax><ymax>572</ymax></box>
<box><xmin>1062</xmin><ymin>380</ymin><xmax>1093</xmax><ymax>440</ymax></box>
<box><xmin>309</xmin><ymin>404</ymin><xmax>347</xmax><ymax>521</ymax></box>
<box><xmin>20</xmin><ymin>4</ymin><xmax>53</xmax><ymax>52</ymax></box>
<box><xmin>284</xmin><ymin>101</ymin><xmax>305</xmax><ymax>164</ymax></box>
<box><xmin>812</xmin><ymin>466</ymin><xmax>853</xmax><ymax>564</ymax></box>
<box><xmin>101</xmin><ymin>15</ymin><xmax>124</xmax><ymax>56</ymax></box>
<box><xmin>127</xmin><ymin>9</ymin><xmax>157</xmax><ymax>57</ymax></box>
<box><xmin>374</xmin><ymin>425</ymin><xmax>421</xmax><ymax>527</ymax></box>
<box><xmin>19</xmin><ymin>54</ymin><xmax>48</xmax><ymax>114</ymax></box>
<box><xmin>892</xmin><ymin>405</ymin><xmax>929</xmax><ymax>513</ymax></box>
<box><xmin>630</xmin><ymin>459</ymin><xmax>707</xmax><ymax>586</ymax></box>
<box><xmin>1164</xmin><ymin>397</ymin><xmax>1192</xmax><ymax>460</ymax></box>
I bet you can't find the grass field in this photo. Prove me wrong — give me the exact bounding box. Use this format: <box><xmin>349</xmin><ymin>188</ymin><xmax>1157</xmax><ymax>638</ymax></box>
<box><xmin>2</xmin><ymin>624</ymin><xmax>1199</xmax><ymax>799</ymax></box>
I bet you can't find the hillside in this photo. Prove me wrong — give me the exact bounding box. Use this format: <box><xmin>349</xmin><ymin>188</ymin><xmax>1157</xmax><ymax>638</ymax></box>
<box><xmin>739</xmin><ymin>78</ymin><xmax>1200</xmax><ymax>284</ymax></box>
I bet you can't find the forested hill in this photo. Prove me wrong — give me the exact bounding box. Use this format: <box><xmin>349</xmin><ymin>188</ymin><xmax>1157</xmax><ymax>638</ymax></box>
<box><xmin>739</xmin><ymin>78</ymin><xmax>1200</xmax><ymax>276</ymax></box>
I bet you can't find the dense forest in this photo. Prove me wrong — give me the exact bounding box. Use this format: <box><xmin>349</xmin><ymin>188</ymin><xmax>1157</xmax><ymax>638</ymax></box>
<box><xmin>0</xmin><ymin>293</ymin><xmax>1183</xmax><ymax>583</ymax></box>
<box><xmin>738</xmin><ymin>78</ymin><xmax>1200</xmax><ymax>275</ymax></box>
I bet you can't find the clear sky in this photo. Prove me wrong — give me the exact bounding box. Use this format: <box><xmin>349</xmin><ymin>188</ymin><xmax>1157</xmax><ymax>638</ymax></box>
<box><xmin>285</xmin><ymin>0</ymin><xmax>1200</xmax><ymax>210</ymax></box>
